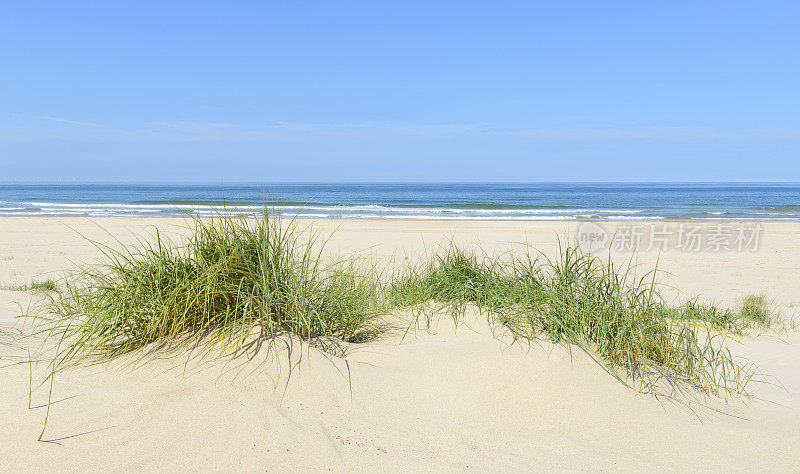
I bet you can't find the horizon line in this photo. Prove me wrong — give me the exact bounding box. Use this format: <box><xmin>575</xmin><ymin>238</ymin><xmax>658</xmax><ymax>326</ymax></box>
<box><xmin>2</xmin><ymin>180</ymin><xmax>800</xmax><ymax>186</ymax></box>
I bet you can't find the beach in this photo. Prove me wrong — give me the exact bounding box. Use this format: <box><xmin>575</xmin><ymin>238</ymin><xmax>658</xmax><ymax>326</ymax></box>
<box><xmin>6</xmin><ymin>0</ymin><xmax>800</xmax><ymax>469</ymax></box>
<box><xmin>1</xmin><ymin>217</ymin><xmax>799</xmax><ymax>471</ymax></box>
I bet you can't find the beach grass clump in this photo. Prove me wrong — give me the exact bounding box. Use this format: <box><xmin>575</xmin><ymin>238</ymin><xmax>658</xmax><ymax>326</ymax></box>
<box><xmin>670</xmin><ymin>301</ymin><xmax>741</xmax><ymax>333</ymax></box>
<box><xmin>1</xmin><ymin>279</ymin><xmax>58</xmax><ymax>292</ymax></box>
<box><xmin>737</xmin><ymin>294</ymin><xmax>772</xmax><ymax>328</ymax></box>
<box><xmin>37</xmin><ymin>210</ymin><xmax>385</xmax><ymax>372</ymax></box>
<box><xmin>389</xmin><ymin>246</ymin><xmax>500</xmax><ymax>308</ymax></box>
<box><xmin>511</xmin><ymin>248</ymin><xmax>750</xmax><ymax>393</ymax></box>
<box><xmin>391</xmin><ymin>244</ymin><xmax>754</xmax><ymax>394</ymax></box>
<box><xmin>672</xmin><ymin>294</ymin><xmax>776</xmax><ymax>332</ymax></box>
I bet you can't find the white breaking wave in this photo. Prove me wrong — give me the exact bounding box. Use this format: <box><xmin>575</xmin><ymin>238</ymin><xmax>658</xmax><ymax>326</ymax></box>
<box><xmin>0</xmin><ymin>199</ymin><xmax>791</xmax><ymax>221</ymax></box>
<box><xmin>21</xmin><ymin>201</ymin><xmax>647</xmax><ymax>215</ymax></box>
<box><xmin>285</xmin><ymin>212</ymin><xmax>581</xmax><ymax>220</ymax></box>
<box><xmin>5</xmin><ymin>201</ymin><xmax>651</xmax><ymax>218</ymax></box>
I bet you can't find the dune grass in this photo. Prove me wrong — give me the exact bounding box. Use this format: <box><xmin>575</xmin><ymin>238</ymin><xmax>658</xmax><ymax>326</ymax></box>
<box><xmin>32</xmin><ymin>211</ymin><xmax>770</xmax><ymax>402</ymax></box>
<box><xmin>673</xmin><ymin>295</ymin><xmax>778</xmax><ymax>333</ymax></box>
<box><xmin>34</xmin><ymin>210</ymin><xmax>386</xmax><ymax>376</ymax></box>
<box><xmin>738</xmin><ymin>294</ymin><xmax>773</xmax><ymax>328</ymax></box>
<box><xmin>390</xmin><ymin>244</ymin><xmax>758</xmax><ymax>394</ymax></box>
<box><xmin>1</xmin><ymin>279</ymin><xmax>58</xmax><ymax>292</ymax></box>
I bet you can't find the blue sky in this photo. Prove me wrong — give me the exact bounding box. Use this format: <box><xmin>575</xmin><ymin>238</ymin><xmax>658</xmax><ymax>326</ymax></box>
<box><xmin>1</xmin><ymin>1</ymin><xmax>799</xmax><ymax>182</ymax></box>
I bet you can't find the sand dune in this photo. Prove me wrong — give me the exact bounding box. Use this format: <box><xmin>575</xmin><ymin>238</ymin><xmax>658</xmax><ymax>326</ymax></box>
<box><xmin>1</xmin><ymin>218</ymin><xmax>799</xmax><ymax>471</ymax></box>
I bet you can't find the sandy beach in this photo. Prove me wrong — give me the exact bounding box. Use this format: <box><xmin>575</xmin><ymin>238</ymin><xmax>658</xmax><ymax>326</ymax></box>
<box><xmin>1</xmin><ymin>217</ymin><xmax>799</xmax><ymax>471</ymax></box>
<box><xmin>6</xmin><ymin>0</ymin><xmax>800</xmax><ymax>470</ymax></box>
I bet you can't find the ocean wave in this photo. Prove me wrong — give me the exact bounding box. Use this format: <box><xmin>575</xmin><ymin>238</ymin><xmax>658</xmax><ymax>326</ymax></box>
<box><xmin>703</xmin><ymin>216</ymin><xmax>797</xmax><ymax>221</ymax></box>
<box><xmin>20</xmin><ymin>201</ymin><xmax>648</xmax><ymax>215</ymax></box>
<box><xmin>284</xmin><ymin>212</ymin><xmax>581</xmax><ymax>220</ymax></box>
<box><xmin>272</xmin><ymin>205</ymin><xmax>647</xmax><ymax>215</ymax></box>
<box><xmin>0</xmin><ymin>199</ymin><xmax>796</xmax><ymax>221</ymax></box>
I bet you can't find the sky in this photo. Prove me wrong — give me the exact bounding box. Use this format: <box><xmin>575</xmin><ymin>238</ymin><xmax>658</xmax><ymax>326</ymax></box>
<box><xmin>1</xmin><ymin>1</ymin><xmax>799</xmax><ymax>182</ymax></box>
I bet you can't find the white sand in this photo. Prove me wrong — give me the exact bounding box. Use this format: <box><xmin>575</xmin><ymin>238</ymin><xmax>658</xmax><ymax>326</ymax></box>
<box><xmin>1</xmin><ymin>217</ymin><xmax>798</xmax><ymax>471</ymax></box>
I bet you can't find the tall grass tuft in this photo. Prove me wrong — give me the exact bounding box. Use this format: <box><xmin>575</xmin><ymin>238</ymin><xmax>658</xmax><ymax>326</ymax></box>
<box><xmin>36</xmin><ymin>209</ymin><xmax>385</xmax><ymax>374</ymax></box>
<box><xmin>389</xmin><ymin>245</ymin><xmax>498</xmax><ymax>308</ymax></box>
<box><xmin>391</xmin><ymin>244</ymin><xmax>757</xmax><ymax>394</ymax></box>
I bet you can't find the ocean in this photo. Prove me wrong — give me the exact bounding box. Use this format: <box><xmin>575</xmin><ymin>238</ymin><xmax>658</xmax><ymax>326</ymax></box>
<box><xmin>0</xmin><ymin>183</ymin><xmax>799</xmax><ymax>220</ymax></box>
